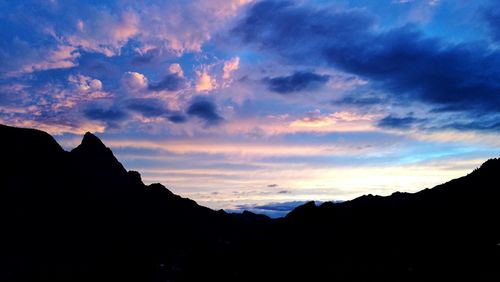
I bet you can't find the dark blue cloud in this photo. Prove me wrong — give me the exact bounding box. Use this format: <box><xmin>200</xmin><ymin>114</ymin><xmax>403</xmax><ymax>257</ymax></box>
<box><xmin>263</xmin><ymin>71</ymin><xmax>329</xmax><ymax>94</ymax></box>
<box><xmin>483</xmin><ymin>6</ymin><xmax>500</xmax><ymax>42</ymax></box>
<box><xmin>84</xmin><ymin>107</ymin><xmax>127</xmax><ymax>121</ymax></box>
<box><xmin>334</xmin><ymin>95</ymin><xmax>384</xmax><ymax>106</ymax></box>
<box><xmin>324</xmin><ymin>27</ymin><xmax>500</xmax><ymax>114</ymax></box>
<box><xmin>440</xmin><ymin>119</ymin><xmax>500</xmax><ymax>132</ymax></box>
<box><xmin>186</xmin><ymin>97</ymin><xmax>223</xmax><ymax>126</ymax></box>
<box><xmin>130</xmin><ymin>49</ymin><xmax>161</xmax><ymax>66</ymax></box>
<box><xmin>232</xmin><ymin>1</ymin><xmax>373</xmax><ymax>62</ymax></box>
<box><xmin>148</xmin><ymin>73</ymin><xmax>188</xmax><ymax>92</ymax></box>
<box><xmin>126</xmin><ymin>98</ymin><xmax>169</xmax><ymax>117</ymax></box>
<box><xmin>125</xmin><ymin>98</ymin><xmax>187</xmax><ymax>123</ymax></box>
<box><xmin>377</xmin><ymin>115</ymin><xmax>426</xmax><ymax>129</ymax></box>
<box><xmin>234</xmin><ymin>1</ymin><xmax>500</xmax><ymax>120</ymax></box>
<box><xmin>168</xmin><ymin>114</ymin><xmax>187</xmax><ymax>124</ymax></box>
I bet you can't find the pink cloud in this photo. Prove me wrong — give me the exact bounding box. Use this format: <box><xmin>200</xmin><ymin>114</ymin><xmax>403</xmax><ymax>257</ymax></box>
<box><xmin>169</xmin><ymin>63</ymin><xmax>185</xmax><ymax>77</ymax></box>
<box><xmin>290</xmin><ymin>111</ymin><xmax>378</xmax><ymax>128</ymax></box>
<box><xmin>223</xmin><ymin>57</ymin><xmax>240</xmax><ymax>80</ymax></box>
<box><xmin>17</xmin><ymin>45</ymin><xmax>80</xmax><ymax>75</ymax></box>
<box><xmin>2</xmin><ymin>1</ymin><xmax>255</xmax><ymax>78</ymax></box>
<box><xmin>0</xmin><ymin>117</ymin><xmax>106</xmax><ymax>135</ymax></box>
<box><xmin>195</xmin><ymin>68</ymin><xmax>217</xmax><ymax>92</ymax></box>
<box><xmin>132</xmin><ymin>0</ymin><xmax>254</xmax><ymax>55</ymax></box>
<box><xmin>121</xmin><ymin>71</ymin><xmax>148</xmax><ymax>92</ymax></box>
<box><xmin>66</xmin><ymin>11</ymin><xmax>139</xmax><ymax>56</ymax></box>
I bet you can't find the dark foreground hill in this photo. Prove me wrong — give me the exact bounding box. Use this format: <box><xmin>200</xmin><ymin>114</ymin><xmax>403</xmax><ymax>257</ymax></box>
<box><xmin>1</xmin><ymin>124</ymin><xmax>499</xmax><ymax>281</ymax></box>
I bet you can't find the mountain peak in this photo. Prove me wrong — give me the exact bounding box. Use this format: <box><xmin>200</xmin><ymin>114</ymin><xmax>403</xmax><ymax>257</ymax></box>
<box><xmin>285</xmin><ymin>201</ymin><xmax>317</xmax><ymax>220</ymax></box>
<box><xmin>70</xmin><ymin>131</ymin><xmax>127</xmax><ymax>176</ymax></box>
<box><xmin>81</xmin><ymin>132</ymin><xmax>106</xmax><ymax>150</ymax></box>
<box><xmin>72</xmin><ymin>131</ymin><xmax>109</xmax><ymax>155</ymax></box>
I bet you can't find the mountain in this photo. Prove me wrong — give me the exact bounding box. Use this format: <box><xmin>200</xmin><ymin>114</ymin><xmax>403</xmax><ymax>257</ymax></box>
<box><xmin>1</xmin><ymin>124</ymin><xmax>499</xmax><ymax>281</ymax></box>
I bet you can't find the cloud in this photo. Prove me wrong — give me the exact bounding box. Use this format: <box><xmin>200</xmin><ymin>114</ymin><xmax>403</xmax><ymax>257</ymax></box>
<box><xmin>125</xmin><ymin>98</ymin><xmax>187</xmax><ymax>123</ymax></box>
<box><xmin>169</xmin><ymin>63</ymin><xmax>184</xmax><ymax>77</ymax></box>
<box><xmin>0</xmin><ymin>116</ymin><xmax>106</xmax><ymax>135</ymax></box>
<box><xmin>0</xmin><ymin>72</ymin><xmax>117</xmax><ymax>134</ymax></box>
<box><xmin>186</xmin><ymin>97</ymin><xmax>224</xmax><ymax>125</ymax></box>
<box><xmin>99</xmin><ymin>137</ymin><xmax>379</xmax><ymax>158</ymax></box>
<box><xmin>440</xmin><ymin>119</ymin><xmax>500</xmax><ymax>132</ymax></box>
<box><xmin>219</xmin><ymin>113</ymin><xmax>378</xmax><ymax>136</ymax></box>
<box><xmin>234</xmin><ymin>0</ymin><xmax>500</xmax><ymax>120</ymax></box>
<box><xmin>223</xmin><ymin>57</ymin><xmax>240</xmax><ymax>80</ymax></box>
<box><xmin>84</xmin><ymin>107</ymin><xmax>128</xmax><ymax>122</ymax></box>
<box><xmin>195</xmin><ymin>68</ymin><xmax>217</xmax><ymax>92</ymax></box>
<box><xmin>67</xmin><ymin>74</ymin><xmax>110</xmax><ymax>101</ymax></box>
<box><xmin>0</xmin><ymin>0</ymin><xmax>254</xmax><ymax>76</ymax></box>
<box><xmin>0</xmin><ymin>0</ymin><xmax>259</xmax><ymax>134</ymax></box>
<box><xmin>2</xmin><ymin>76</ymin><xmax>109</xmax><ymax>115</ymax></box>
<box><xmin>126</xmin><ymin>98</ymin><xmax>169</xmax><ymax>118</ymax></box>
<box><xmin>334</xmin><ymin>95</ymin><xmax>384</xmax><ymax>106</ymax></box>
<box><xmin>483</xmin><ymin>6</ymin><xmax>500</xmax><ymax>43</ymax></box>
<box><xmin>232</xmin><ymin>1</ymin><xmax>374</xmax><ymax>62</ymax></box>
<box><xmin>263</xmin><ymin>71</ymin><xmax>330</xmax><ymax>94</ymax></box>
<box><xmin>0</xmin><ymin>41</ymin><xmax>80</xmax><ymax>76</ymax></box>
<box><xmin>148</xmin><ymin>72</ymin><xmax>189</xmax><ymax>92</ymax></box>
<box><xmin>130</xmin><ymin>0</ymin><xmax>254</xmax><ymax>55</ymax></box>
<box><xmin>323</xmin><ymin>27</ymin><xmax>500</xmax><ymax>115</ymax></box>
<box><xmin>65</xmin><ymin>11</ymin><xmax>140</xmax><ymax>57</ymax></box>
<box><xmin>377</xmin><ymin>114</ymin><xmax>426</xmax><ymax>129</ymax></box>
<box><xmin>290</xmin><ymin>111</ymin><xmax>377</xmax><ymax>128</ymax></box>
<box><xmin>21</xmin><ymin>45</ymin><xmax>80</xmax><ymax>74</ymax></box>
<box><xmin>121</xmin><ymin>71</ymin><xmax>148</xmax><ymax>91</ymax></box>
<box><xmin>0</xmin><ymin>3</ymin><xmax>139</xmax><ymax>76</ymax></box>
<box><xmin>168</xmin><ymin>114</ymin><xmax>188</xmax><ymax>124</ymax></box>
<box><xmin>68</xmin><ymin>74</ymin><xmax>102</xmax><ymax>91</ymax></box>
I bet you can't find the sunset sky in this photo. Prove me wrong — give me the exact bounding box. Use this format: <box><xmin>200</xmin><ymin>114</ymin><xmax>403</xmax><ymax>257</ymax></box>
<box><xmin>2</xmin><ymin>0</ymin><xmax>500</xmax><ymax>215</ymax></box>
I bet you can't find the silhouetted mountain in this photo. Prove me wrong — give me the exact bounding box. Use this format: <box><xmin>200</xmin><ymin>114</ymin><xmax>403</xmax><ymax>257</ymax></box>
<box><xmin>1</xmin><ymin>124</ymin><xmax>499</xmax><ymax>281</ymax></box>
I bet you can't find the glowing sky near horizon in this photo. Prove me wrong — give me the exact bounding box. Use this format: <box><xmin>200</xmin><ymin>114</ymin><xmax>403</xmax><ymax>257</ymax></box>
<box><xmin>2</xmin><ymin>0</ymin><xmax>500</xmax><ymax>213</ymax></box>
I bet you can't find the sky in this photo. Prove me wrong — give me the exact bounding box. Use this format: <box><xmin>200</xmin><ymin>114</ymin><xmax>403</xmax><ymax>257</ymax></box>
<box><xmin>2</xmin><ymin>0</ymin><xmax>500</xmax><ymax>216</ymax></box>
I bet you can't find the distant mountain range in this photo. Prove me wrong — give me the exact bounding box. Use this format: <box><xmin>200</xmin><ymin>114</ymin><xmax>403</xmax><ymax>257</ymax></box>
<box><xmin>1</xmin><ymin>124</ymin><xmax>499</xmax><ymax>281</ymax></box>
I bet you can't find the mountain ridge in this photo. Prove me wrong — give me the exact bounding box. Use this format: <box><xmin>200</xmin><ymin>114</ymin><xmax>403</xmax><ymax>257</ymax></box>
<box><xmin>1</xmin><ymin>124</ymin><xmax>499</xmax><ymax>282</ymax></box>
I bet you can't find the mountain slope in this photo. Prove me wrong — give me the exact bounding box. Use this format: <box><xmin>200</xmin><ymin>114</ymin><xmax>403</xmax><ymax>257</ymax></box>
<box><xmin>1</xmin><ymin>124</ymin><xmax>499</xmax><ymax>281</ymax></box>
<box><xmin>0</xmin><ymin>124</ymin><xmax>270</xmax><ymax>282</ymax></box>
<box><xmin>276</xmin><ymin>158</ymin><xmax>500</xmax><ymax>281</ymax></box>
